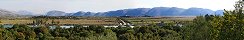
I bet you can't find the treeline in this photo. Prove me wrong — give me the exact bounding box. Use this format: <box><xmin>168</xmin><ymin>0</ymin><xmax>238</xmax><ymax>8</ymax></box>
<box><xmin>0</xmin><ymin>24</ymin><xmax>181</xmax><ymax>40</ymax></box>
<box><xmin>181</xmin><ymin>0</ymin><xmax>244</xmax><ymax>40</ymax></box>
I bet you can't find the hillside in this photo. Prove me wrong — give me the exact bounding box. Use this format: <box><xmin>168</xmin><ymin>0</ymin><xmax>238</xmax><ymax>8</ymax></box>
<box><xmin>0</xmin><ymin>9</ymin><xmax>19</xmax><ymax>18</ymax></box>
<box><xmin>45</xmin><ymin>7</ymin><xmax>224</xmax><ymax>17</ymax></box>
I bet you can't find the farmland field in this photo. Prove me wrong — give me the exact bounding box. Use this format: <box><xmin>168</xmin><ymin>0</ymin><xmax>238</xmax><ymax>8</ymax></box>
<box><xmin>123</xmin><ymin>17</ymin><xmax>195</xmax><ymax>25</ymax></box>
<box><xmin>0</xmin><ymin>17</ymin><xmax>195</xmax><ymax>25</ymax></box>
<box><xmin>0</xmin><ymin>17</ymin><xmax>119</xmax><ymax>25</ymax></box>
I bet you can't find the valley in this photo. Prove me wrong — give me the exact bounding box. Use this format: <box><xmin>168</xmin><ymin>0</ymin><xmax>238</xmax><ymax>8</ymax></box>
<box><xmin>0</xmin><ymin>16</ymin><xmax>195</xmax><ymax>28</ymax></box>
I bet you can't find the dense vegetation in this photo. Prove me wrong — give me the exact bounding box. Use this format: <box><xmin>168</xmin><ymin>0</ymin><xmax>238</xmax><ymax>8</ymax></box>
<box><xmin>0</xmin><ymin>24</ymin><xmax>182</xmax><ymax>40</ymax></box>
<box><xmin>182</xmin><ymin>0</ymin><xmax>244</xmax><ymax>40</ymax></box>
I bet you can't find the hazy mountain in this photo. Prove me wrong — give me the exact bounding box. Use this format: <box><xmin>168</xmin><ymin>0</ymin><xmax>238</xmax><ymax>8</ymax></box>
<box><xmin>16</xmin><ymin>10</ymin><xmax>34</xmax><ymax>16</ymax></box>
<box><xmin>94</xmin><ymin>12</ymin><xmax>105</xmax><ymax>16</ymax></box>
<box><xmin>103</xmin><ymin>10</ymin><xmax>127</xmax><ymax>16</ymax></box>
<box><xmin>46</xmin><ymin>10</ymin><xmax>67</xmax><ymax>16</ymax></box>
<box><xmin>146</xmin><ymin>7</ymin><xmax>185</xmax><ymax>16</ymax></box>
<box><xmin>0</xmin><ymin>7</ymin><xmax>223</xmax><ymax>17</ymax></box>
<box><xmin>180</xmin><ymin>8</ymin><xmax>214</xmax><ymax>16</ymax></box>
<box><xmin>0</xmin><ymin>9</ymin><xmax>19</xmax><ymax>17</ymax></box>
<box><xmin>44</xmin><ymin>7</ymin><xmax>224</xmax><ymax>17</ymax></box>
<box><xmin>124</xmin><ymin>8</ymin><xmax>151</xmax><ymax>16</ymax></box>
<box><xmin>100</xmin><ymin>7</ymin><xmax>222</xmax><ymax>16</ymax></box>
<box><xmin>100</xmin><ymin>8</ymin><xmax>150</xmax><ymax>16</ymax></box>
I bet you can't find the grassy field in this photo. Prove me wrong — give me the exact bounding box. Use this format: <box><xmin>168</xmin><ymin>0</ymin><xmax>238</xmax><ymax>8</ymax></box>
<box><xmin>0</xmin><ymin>17</ymin><xmax>195</xmax><ymax>25</ymax></box>
<box><xmin>0</xmin><ymin>17</ymin><xmax>119</xmax><ymax>25</ymax></box>
<box><xmin>123</xmin><ymin>17</ymin><xmax>195</xmax><ymax>25</ymax></box>
<box><xmin>0</xmin><ymin>20</ymin><xmax>34</xmax><ymax>24</ymax></box>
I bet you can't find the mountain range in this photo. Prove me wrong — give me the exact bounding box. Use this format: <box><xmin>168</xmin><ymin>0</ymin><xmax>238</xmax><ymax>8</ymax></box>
<box><xmin>45</xmin><ymin>7</ymin><xmax>224</xmax><ymax>17</ymax></box>
<box><xmin>0</xmin><ymin>9</ymin><xmax>19</xmax><ymax>17</ymax></box>
<box><xmin>0</xmin><ymin>7</ymin><xmax>224</xmax><ymax>17</ymax></box>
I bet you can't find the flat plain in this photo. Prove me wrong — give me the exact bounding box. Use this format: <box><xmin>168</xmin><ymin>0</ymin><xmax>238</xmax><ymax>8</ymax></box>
<box><xmin>0</xmin><ymin>17</ymin><xmax>195</xmax><ymax>25</ymax></box>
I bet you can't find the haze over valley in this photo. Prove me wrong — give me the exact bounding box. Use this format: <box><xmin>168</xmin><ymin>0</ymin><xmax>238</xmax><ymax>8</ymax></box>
<box><xmin>0</xmin><ymin>7</ymin><xmax>224</xmax><ymax>17</ymax></box>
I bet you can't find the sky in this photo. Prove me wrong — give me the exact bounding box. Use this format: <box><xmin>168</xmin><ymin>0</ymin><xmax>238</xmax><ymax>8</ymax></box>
<box><xmin>0</xmin><ymin>0</ymin><xmax>239</xmax><ymax>14</ymax></box>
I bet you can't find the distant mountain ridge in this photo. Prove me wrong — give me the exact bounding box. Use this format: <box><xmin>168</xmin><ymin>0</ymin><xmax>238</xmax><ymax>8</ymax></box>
<box><xmin>45</xmin><ymin>7</ymin><xmax>223</xmax><ymax>17</ymax></box>
<box><xmin>16</xmin><ymin>10</ymin><xmax>35</xmax><ymax>16</ymax></box>
<box><xmin>46</xmin><ymin>10</ymin><xmax>67</xmax><ymax>16</ymax></box>
<box><xmin>0</xmin><ymin>9</ymin><xmax>19</xmax><ymax>17</ymax></box>
<box><xmin>0</xmin><ymin>7</ymin><xmax>224</xmax><ymax>17</ymax></box>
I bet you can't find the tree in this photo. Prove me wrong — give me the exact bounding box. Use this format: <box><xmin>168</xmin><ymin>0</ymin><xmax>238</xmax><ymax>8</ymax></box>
<box><xmin>215</xmin><ymin>0</ymin><xmax>244</xmax><ymax>39</ymax></box>
<box><xmin>51</xmin><ymin>19</ymin><xmax>55</xmax><ymax>25</ymax></box>
<box><xmin>35</xmin><ymin>18</ymin><xmax>48</xmax><ymax>26</ymax></box>
<box><xmin>182</xmin><ymin>0</ymin><xmax>244</xmax><ymax>40</ymax></box>
<box><xmin>16</xmin><ymin>32</ymin><xmax>25</xmax><ymax>40</ymax></box>
<box><xmin>3</xmin><ymin>30</ymin><xmax>16</xmax><ymax>40</ymax></box>
<box><xmin>181</xmin><ymin>16</ymin><xmax>212</xmax><ymax>40</ymax></box>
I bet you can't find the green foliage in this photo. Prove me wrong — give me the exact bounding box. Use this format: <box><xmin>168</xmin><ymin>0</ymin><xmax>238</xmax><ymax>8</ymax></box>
<box><xmin>181</xmin><ymin>16</ymin><xmax>212</xmax><ymax>40</ymax></box>
<box><xmin>0</xmin><ymin>24</ymin><xmax>181</xmax><ymax>40</ymax></box>
<box><xmin>210</xmin><ymin>0</ymin><xmax>244</xmax><ymax>40</ymax></box>
<box><xmin>181</xmin><ymin>0</ymin><xmax>244</xmax><ymax>40</ymax></box>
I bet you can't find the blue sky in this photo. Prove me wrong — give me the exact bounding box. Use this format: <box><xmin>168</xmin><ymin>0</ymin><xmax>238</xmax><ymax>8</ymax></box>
<box><xmin>0</xmin><ymin>0</ymin><xmax>238</xmax><ymax>14</ymax></box>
